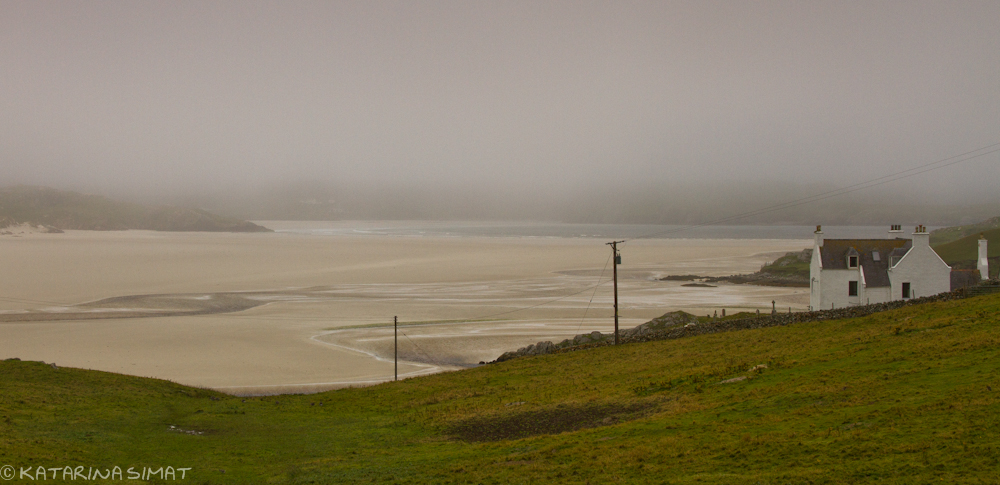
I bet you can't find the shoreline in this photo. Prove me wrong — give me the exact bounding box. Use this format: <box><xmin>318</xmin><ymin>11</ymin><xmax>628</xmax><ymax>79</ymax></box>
<box><xmin>0</xmin><ymin>229</ymin><xmax>810</xmax><ymax>392</ymax></box>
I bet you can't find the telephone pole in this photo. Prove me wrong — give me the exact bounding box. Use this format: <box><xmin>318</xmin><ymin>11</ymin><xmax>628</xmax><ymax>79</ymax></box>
<box><xmin>607</xmin><ymin>240</ymin><xmax>624</xmax><ymax>345</ymax></box>
<box><xmin>394</xmin><ymin>316</ymin><xmax>398</xmax><ymax>381</ymax></box>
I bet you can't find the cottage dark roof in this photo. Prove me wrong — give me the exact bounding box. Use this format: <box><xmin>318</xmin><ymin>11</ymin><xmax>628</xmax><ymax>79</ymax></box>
<box><xmin>819</xmin><ymin>239</ymin><xmax>912</xmax><ymax>287</ymax></box>
<box><xmin>888</xmin><ymin>247</ymin><xmax>910</xmax><ymax>262</ymax></box>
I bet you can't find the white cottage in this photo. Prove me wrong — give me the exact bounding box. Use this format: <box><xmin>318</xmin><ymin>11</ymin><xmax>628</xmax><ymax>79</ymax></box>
<box><xmin>809</xmin><ymin>225</ymin><xmax>952</xmax><ymax>310</ymax></box>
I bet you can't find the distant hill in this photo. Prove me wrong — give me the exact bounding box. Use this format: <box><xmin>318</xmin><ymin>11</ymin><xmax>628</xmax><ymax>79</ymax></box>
<box><xmin>933</xmin><ymin>226</ymin><xmax>999</xmax><ymax>278</ymax></box>
<box><xmin>930</xmin><ymin>216</ymin><xmax>1000</xmax><ymax>245</ymax></box>
<box><xmin>929</xmin><ymin>215</ymin><xmax>999</xmax><ymax>279</ymax></box>
<box><xmin>0</xmin><ymin>186</ymin><xmax>271</xmax><ymax>233</ymax></box>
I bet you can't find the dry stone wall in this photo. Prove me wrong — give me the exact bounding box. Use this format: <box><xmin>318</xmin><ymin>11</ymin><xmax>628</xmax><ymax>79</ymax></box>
<box><xmin>493</xmin><ymin>287</ymin><xmax>980</xmax><ymax>363</ymax></box>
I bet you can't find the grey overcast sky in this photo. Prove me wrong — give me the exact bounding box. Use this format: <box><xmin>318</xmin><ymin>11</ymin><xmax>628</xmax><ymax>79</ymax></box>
<box><xmin>1</xmin><ymin>1</ymin><xmax>998</xmax><ymax>198</ymax></box>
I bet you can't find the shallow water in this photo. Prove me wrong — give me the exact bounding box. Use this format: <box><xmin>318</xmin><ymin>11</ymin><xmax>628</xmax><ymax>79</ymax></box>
<box><xmin>262</xmin><ymin>220</ymin><xmax>905</xmax><ymax>240</ymax></box>
<box><xmin>0</xmin><ymin>225</ymin><xmax>812</xmax><ymax>394</ymax></box>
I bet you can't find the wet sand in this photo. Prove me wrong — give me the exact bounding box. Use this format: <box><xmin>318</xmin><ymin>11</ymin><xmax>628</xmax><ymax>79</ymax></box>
<box><xmin>0</xmin><ymin>228</ymin><xmax>809</xmax><ymax>394</ymax></box>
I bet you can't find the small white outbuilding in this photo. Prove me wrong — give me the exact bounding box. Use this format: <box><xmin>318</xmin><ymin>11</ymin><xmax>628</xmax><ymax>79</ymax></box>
<box><xmin>809</xmin><ymin>225</ymin><xmax>952</xmax><ymax>310</ymax></box>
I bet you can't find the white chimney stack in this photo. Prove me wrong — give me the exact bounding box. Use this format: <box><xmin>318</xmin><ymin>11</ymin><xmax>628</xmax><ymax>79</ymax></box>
<box><xmin>912</xmin><ymin>225</ymin><xmax>929</xmax><ymax>247</ymax></box>
<box><xmin>979</xmin><ymin>234</ymin><xmax>989</xmax><ymax>280</ymax></box>
<box><xmin>814</xmin><ymin>225</ymin><xmax>824</xmax><ymax>247</ymax></box>
<box><xmin>888</xmin><ymin>224</ymin><xmax>903</xmax><ymax>239</ymax></box>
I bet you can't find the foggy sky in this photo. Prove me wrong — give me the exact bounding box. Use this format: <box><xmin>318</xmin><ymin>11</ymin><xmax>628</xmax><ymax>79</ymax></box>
<box><xmin>2</xmin><ymin>1</ymin><xmax>999</xmax><ymax>204</ymax></box>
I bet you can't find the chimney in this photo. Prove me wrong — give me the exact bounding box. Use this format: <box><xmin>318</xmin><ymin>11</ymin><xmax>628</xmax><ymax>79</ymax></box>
<box><xmin>912</xmin><ymin>224</ymin><xmax>929</xmax><ymax>247</ymax></box>
<box><xmin>979</xmin><ymin>234</ymin><xmax>989</xmax><ymax>280</ymax></box>
<box><xmin>888</xmin><ymin>224</ymin><xmax>903</xmax><ymax>239</ymax></box>
<box><xmin>814</xmin><ymin>224</ymin><xmax>824</xmax><ymax>247</ymax></box>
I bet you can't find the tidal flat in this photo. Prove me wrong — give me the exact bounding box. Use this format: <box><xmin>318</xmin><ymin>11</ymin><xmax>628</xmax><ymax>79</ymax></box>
<box><xmin>0</xmin><ymin>225</ymin><xmax>809</xmax><ymax>393</ymax></box>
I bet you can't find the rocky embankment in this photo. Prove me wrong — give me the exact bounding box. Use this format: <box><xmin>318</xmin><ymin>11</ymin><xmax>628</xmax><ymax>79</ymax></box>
<box><xmin>493</xmin><ymin>286</ymin><xmax>989</xmax><ymax>363</ymax></box>
<box><xmin>664</xmin><ymin>273</ymin><xmax>809</xmax><ymax>287</ymax></box>
<box><xmin>0</xmin><ymin>218</ymin><xmax>63</xmax><ymax>235</ymax></box>
<box><xmin>661</xmin><ymin>249</ymin><xmax>811</xmax><ymax>287</ymax></box>
<box><xmin>494</xmin><ymin>311</ymin><xmax>699</xmax><ymax>362</ymax></box>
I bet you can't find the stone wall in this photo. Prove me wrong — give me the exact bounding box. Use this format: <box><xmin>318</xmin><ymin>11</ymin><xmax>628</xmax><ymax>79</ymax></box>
<box><xmin>493</xmin><ymin>287</ymin><xmax>978</xmax><ymax>363</ymax></box>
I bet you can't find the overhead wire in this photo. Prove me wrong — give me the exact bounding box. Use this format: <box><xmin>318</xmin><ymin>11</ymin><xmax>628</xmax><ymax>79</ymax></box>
<box><xmin>191</xmin><ymin>138</ymin><xmax>995</xmax><ymax>368</ymax></box>
<box><xmin>627</xmin><ymin>141</ymin><xmax>1000</xmax><ymax>241</ymax></box>
<box><xmin>574</xmin><ymin>251</ymin><xmax>613</xmax><ymax>335</ymax></box>
<box><xmin>399</xmin><ymin>331</ymin><xmax>446</xmax><ymax>367</ymax></box>
<box><xmin>455</xmin><ymin>277</ymin><xmax>613</xmax><ymax>322</ymax></box>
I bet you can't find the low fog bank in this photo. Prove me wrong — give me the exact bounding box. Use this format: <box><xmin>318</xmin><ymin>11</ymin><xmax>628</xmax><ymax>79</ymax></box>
<box><xmin>111</xmin><ymin>181</ymin><xmax>999</xmax><ymax>227</ymax></box>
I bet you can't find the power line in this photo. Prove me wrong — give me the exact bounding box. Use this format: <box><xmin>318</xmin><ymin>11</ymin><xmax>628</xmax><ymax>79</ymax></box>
<box><xmin>629</xmin><ymin>141</ymin><xmax>1000</xmax><ymax>241</ymax></box>
<box><xmin>461</xmin><ymin>141</ymin><xmax>1000</xmax><ymax>326</ymax></box>
<box><xmin>207</xmin><ymin>282</ymin><xmax>613</xmax><ymax>323</ymax></box>
<box><xmin>462</xmin><ymin>279</ymin><xmax>611</xmax><ymax>321</ymax></box>
<box><xmin>400</xmin><ymin>331</ymin><xmax>444</xmax><ymax>368</ymax></box>
<box><xmin>575</xmin><ymin>252</ymin><xmax>613</xmax><ymax>335</ymax></box>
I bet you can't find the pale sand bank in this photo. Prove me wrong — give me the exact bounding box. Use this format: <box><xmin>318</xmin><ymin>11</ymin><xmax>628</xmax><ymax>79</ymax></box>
<box><xmin>0</xmin><ymin>229</ymin><xmax>809</xmax><ymax>394</ymax></box>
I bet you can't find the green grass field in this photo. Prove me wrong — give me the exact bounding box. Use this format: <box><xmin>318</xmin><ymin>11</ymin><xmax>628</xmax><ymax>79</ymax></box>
<box><xmin>758</xmin><ymin>250</ymin><xmax>810</xmax><ymax>279</ymax></box>
<box><xmin>3</xmin><ymin>294</ymin><xmax>1000</xmax><ymax>483</ymax></box>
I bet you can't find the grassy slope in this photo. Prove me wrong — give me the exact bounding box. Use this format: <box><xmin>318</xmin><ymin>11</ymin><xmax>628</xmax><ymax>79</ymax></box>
<box><xmin>933</xmin><ymin>228</ymin><xmax>1000</xmax><ymax>279</ymax></box>
<box><xmin>934</xmin><ymin>227</ymin><xmax>1000</xmax><ymax>262</ymax></box>
<box><xmin>930</xmin><ymin>216</ymin><xmax>1000</xmax><ymax>246</ymax></box>
<box><xmin>758</xmin><ymin>250</ymin><xmax>811</xmax><ymax>278</ymax></box>
<box><xmin>3</xmin><ymin>295</ymin><xmax>1000</xmax><ymax>483</ymax></box>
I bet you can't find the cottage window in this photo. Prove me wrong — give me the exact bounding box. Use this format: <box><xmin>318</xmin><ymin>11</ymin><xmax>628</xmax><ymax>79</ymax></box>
<box><xmin>848</xmin><ymin>281</ymin><xmax>858</xmax><ymax>297</ymax></box>
<box><xmin>902</xmin><ymin>282</ymin><xmax>911</xmax><ymax>299</ymax></box>
<box><xmin>848</xmin><ymin>256</ymin><xmax>858</xmax><ymax>268</ymax></box>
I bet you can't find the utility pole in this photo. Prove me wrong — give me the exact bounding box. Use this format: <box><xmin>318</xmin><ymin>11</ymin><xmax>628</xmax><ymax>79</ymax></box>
<box><xmin>607</xmin><ymin>240</ymin><xmax>624</xmax><ymax>345</ymax></box>
<box><xmin>394</xmin><ymin>316</ymin><xmax>398</xmax><ymax>381</ymax></box>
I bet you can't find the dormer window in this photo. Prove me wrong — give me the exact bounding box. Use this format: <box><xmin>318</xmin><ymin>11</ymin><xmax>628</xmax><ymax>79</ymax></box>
<box><xmin>845</xmin><ymin>247</ymin><xmax>860</xmax><ymax>268</ymax></box>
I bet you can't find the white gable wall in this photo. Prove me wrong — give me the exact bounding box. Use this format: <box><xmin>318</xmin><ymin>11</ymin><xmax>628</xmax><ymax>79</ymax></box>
<box><xmin>865</xmin><ymin>287</ymin><xmax>891</xmax><ymax>304</ymax></box>
<box><xmin>817</xmin><ymin>268</ymin><xmax>864</xmax><ymax>309</ymax></box>
<box><xmin>810</xmin><ymin>233</ymin><xmax>869</xmax><ymax>310</ymax></box>
<box><xmin>888</xmin><ymin>244</ymin><xmax>950</xmax><ymax>299</ymax></box>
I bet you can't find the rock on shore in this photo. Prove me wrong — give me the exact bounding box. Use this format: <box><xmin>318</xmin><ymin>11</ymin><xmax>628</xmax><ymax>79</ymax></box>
<box><xmin>494</xmin><ymin>311</ymin><xmax>698</xmax><ymax>363</ymax></box>
<box><xmin>660</xmin><ymin>249</ymin><xmax>811</xmax><ymax>288</ymax></box>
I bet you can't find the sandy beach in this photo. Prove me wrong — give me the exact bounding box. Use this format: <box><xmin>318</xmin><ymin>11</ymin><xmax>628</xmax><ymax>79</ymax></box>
<box><xmin>0</xmin><ymin>224</ymin><xmax>810</xmax><ymax>394</ymax></box>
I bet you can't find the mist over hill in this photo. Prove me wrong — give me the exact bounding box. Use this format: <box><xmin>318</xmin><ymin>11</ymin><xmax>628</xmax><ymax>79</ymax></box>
<box><xmin>0</xmin><ymin>186</ymin><xmax>270</xmax><ymax>232</ymax></box>
<box><xmin>4</xmin><ymin>2</ymin><xmax>998</xmax><ymax>231</ymax></box>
